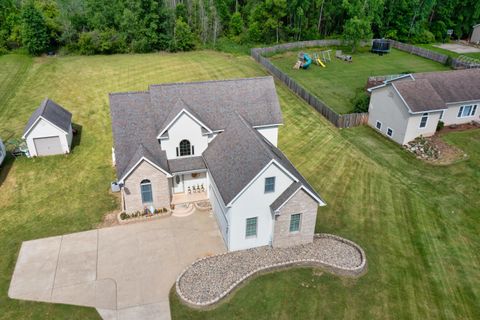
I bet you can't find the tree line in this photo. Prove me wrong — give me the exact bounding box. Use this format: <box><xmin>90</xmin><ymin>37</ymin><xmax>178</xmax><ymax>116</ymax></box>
<box><xmin>1</xmin><ymin>0</ymin><xmax>479</xmax><ymax>56</ymax></box>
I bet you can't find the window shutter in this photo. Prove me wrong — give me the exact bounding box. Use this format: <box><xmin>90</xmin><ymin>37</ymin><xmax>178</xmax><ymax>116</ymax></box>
<box><xmin>192</xmin><ymin>146</ymin><xmax>195</xmax><ymax>155</ymax></box>
<box><xmin>472</xmin><ymin>105</ymin><xmax>477</xmax><ymax>116</ymax></box>
<box><xmin>457</xmin><ymin>107</ymin><xmax>463</xmax><ymax>118</ymax></box>
<box><xmin>176</xmin><ymin>147</ymin><xmax>179</xmax><ymax>156</ymax></box>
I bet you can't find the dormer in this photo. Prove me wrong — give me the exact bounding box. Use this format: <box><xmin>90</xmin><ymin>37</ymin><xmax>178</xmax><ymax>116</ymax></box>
<box><xmin>158</xmin><ymin>100</ymin><xmax>212</xmax><ymax>159</ymax></box>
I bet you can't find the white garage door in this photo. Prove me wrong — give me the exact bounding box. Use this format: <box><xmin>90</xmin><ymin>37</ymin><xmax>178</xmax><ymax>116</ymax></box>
<box><xmin>34</xmin><ymin>136</ymin><xmax>63</xmax><ymax>156</ymax></box>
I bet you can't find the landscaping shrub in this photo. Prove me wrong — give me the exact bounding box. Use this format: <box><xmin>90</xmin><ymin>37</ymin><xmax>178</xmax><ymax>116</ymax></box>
<box><xmin>352</xmin><ymin>91</ymin><xmax>370</xmax><ymax>113</ymax></box>
<box><xmin>120</xmin><ymin>212</ymin><xmax>129</xmax><ymax>220</ymax></box>
<box><xmin>437</xmin><ymin>120</ymin><xmax>444</xmax><ymax>131</ymax></box>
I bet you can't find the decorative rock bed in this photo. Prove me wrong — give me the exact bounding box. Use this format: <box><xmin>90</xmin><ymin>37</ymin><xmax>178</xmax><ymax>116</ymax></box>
<box><xmin>176</xmin><ymin>233</ymin><xmax>367</xmax><ymax>307</ymax></box>
<box><xmin>117</xmin><ymin>210</ymin><xmax>171</xmax><ymax>224</ymax></box>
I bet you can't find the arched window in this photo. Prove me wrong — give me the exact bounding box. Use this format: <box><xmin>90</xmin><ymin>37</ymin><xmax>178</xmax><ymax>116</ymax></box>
<box><xmin>179</xmin><ymin>139</ymin><xmax>191</xmax><ymax>156</ymax></box>
<box><xmin>140</xmin><ymin>179</ymin><xmax>153</xmax><ymax>204</ymax></box>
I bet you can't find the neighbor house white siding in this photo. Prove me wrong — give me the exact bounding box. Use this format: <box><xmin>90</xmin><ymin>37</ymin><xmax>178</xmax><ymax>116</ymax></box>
<box><xmin>227</xmin><ymin>162</ymin><xmax>295</xmax><ymax>251</ymax></box>
<box><xmin>471</xmin><ymin>25</ymin><xmax>480</xmax><ymax>43</ymax></box>
<box><xmin>160</xmin><ymin>113</ymin><xmax>209</xmax><ymax>159</ymax></box>
<box><xmin>404</xmin><ymin>111</ymin><xmax>442</xmax><ymax>143</ymax></box>
<box><xmin>368</xmin><ymin>86</ymin><xmax>411</xmax><ymax>144</ymax></box>
<box><xmin>24</xmin><ymin>118</ymin><xmax>71</xmax><ymax>157</ymax></box>
<box><xmin>256</xmin><ymin>126</ymin><xmax>279</xmax><ymax>147</ymax></box>
<box><xmin>442</xmin><ymin>102</ymin><xmax>480</xmax><ymax>125</ymax></box>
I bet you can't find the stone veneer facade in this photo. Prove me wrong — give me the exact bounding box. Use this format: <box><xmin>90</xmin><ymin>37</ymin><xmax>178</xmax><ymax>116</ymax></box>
<box><xmin>272</xmin><ymin>189</ymin><xmax>318</xmax><ymax>248</ymax></box>
<box><xmin>122</xmin><ymin>160</ymin><xmax>171</xmax><ymax>212</ymax></box>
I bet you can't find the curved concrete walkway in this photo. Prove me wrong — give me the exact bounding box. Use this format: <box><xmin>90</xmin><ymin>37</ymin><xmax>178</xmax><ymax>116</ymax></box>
<box><xmin>176</xmin><ymin>234</ymin><xmax>366</xmax><ymax>307</ymax></box>
<box><xmin>9</xmin><ymin>210</ymin><xmax>226</xmax><ymax>320</ymax></box>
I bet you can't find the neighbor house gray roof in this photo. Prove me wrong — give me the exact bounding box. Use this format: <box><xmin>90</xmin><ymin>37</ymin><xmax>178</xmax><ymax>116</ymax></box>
<box><xmin>23</xmin><ymin>98</ymin><xmax>72</xmax><ymax>137</ymax></box>
<box><xmin>412</xmin><ymin>69</ymin><xmax>480</xmax><ymax>104</ymax></box>
<box><xmin>392</xmin><ymin>79</ymin><xmax>445</xmax><ymax>112</ymax></box>
<box><xmin>168</xmin><ymin>157</ymin><xmax>206</xmax><ymax>173</ymax></box>
<box><xmin>203</xmin><ymin>114</ymin><xmax>323</xmax><ymax>206</ymax></box>
<box><xmin>374</xmin><ymin>69</ymin><xmax>480</xmax><ymax>113</ymax></box>
<box><xmin>110</xmin><ymin>77</ymin><xmax>283</xmax><ymax>181</ymax></box>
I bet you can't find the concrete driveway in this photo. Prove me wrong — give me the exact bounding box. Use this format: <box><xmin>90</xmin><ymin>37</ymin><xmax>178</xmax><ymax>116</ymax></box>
<box><xmin>9</xmin><ymin>210</ymin><xmax>226</xmax><ymax>320</ymax></box>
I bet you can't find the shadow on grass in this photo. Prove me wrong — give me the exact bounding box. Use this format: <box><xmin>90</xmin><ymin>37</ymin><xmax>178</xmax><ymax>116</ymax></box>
<box><xmin>0</xmin><ymin>153</ymin><xmax>15</xmax><ymax>188</ymax></box>
<box><xmin>71</xmin><ymin>123</ymin><xmax>82</xmax><ymax>152</ymax></box>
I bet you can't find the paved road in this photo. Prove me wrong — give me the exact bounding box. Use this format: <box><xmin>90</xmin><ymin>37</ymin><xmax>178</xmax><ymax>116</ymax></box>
<box><xmin>9</xmin><ymin>210</ymin><xmax>226</xmax><ymax>320</ymax></box>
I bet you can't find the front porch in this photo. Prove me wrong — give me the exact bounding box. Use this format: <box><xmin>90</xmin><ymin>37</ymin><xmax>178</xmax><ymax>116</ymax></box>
<box><xmin>171</xmin><ymin>191</ymin><xmax>208</xmax><ymax>205</ymax></box>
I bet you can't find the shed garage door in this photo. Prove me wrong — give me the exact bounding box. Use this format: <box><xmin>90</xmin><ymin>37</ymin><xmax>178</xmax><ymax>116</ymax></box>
<box><xmin>34</xmin><ymin>136</ymin><xmax>63</xmax><ymax>156</ymax></box>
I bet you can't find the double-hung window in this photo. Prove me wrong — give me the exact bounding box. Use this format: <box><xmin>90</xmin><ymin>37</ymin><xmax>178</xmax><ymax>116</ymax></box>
<box><xmin>245</xmin><ymin>217</ymin><xmax>258</xmax><ymax>238</ymax></box>
<box><xmin>458</xmin><ymin>105</ymin><xmax>477</xmax><ymax>118</ymax></box>
<box><xmin>140</xmin><ymin>179</ymin><xmax>153</xmax><ymax>204</ymax></box>
<box><xmin>264</xmin><ymin>177</ymin><xmax>275</xmax><ymax>193</ymax></box>
<box><xmin>289</xmin><ymin>213</ymin><xmax>301</xmax><ymax>232</ymax></box>
<box><xmin>419</xmin><ymin>113</ymin><xmax>428</xmax><ymax>128</ymax></box>
<box><xmin>386</xmin><ymin>128</ymin><xmax>393</xmax><ymax>137</ymax></box>
<box><xmin>376</xmin><ymin>121</ymin><xmax>382</xmax><ymax>130</ymax></box>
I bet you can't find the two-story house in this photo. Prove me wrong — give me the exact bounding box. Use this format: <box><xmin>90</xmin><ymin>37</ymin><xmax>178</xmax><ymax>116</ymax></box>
<box><xmin>109</xmin><ymin>77</ymin><xmax>326</xmax><ymax>251</ymax></box>
<box><xmin>367</xmin><ymin>69</ymin><xmax>480</xmax><ymax>145</ymax></box>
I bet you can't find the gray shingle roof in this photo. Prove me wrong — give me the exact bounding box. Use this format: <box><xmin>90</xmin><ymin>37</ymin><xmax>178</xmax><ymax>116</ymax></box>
<box><xmin>110</xmin><ymin>77</ymin><xmax>283</xmax><ymax>181</ymax></box>
<box><xmin>23</xmin><ymin>98</ymin><xmax>72</xmax><ymax>137</ymax></box>
<box><xmin>412</xmin><ymin>69</ymin><xmax>480</xmax><ymax>104</ymax></box>
<box><xmin>270</xmin><ymin>182</ymin><xmax>302</xmax><ymax>212</ymax></box>
<box><xmin>149</xmin><ymin>77</ymin><xmax>283</xmax><ymax>133</ymax></box>
<box><xmin>168</xmin><ymin>157</ymin><xmax>206</xmax><ymax>173</ymax></box>
<box><xmin>109</xmin><ymin>92</ymin><xmax>168</xmax><ymax>180</ymax></box>
<box><xmin>392</xmin><ymin>79</ymin><xmax>445</xmax><ymax>112</ymax></box>
<box><xmin>203</xmin><ymin>114</ymin><xmax>323</xmax><ymax>206</ymax></box>
<box><xmin>387</xmin><ymin>69</ymin><xmax>480</xmax><ymax>113</ymax></box>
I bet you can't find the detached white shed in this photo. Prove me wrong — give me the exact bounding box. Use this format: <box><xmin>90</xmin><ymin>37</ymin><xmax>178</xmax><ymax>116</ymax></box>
<box><xmin>22</xmin><ymin>98</ymin><xmax>73</xmax><ymax>157</ymax></box>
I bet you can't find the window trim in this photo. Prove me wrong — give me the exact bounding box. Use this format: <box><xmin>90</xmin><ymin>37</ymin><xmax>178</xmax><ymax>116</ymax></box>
<box><xmin>179</xmin><ymin>139</ymin><xmax>192</xmax><ymax>156</ymax></box>
<box><xmin>375</xmin><ymin>121</ymin><xmax>382</xmax><ymax>130</ymax></box>
<box><xmin>457</xmin><ymin>104</ymin><xmax>477</xmax><ymax>118</ymax></box>
<box><xmin>419</xmin><ymin>113</ymin><xmax>428</xmax><ymax>129</ymax></box>
<box><xmin>386</xmin><ymin>127</ymin><xmax>393</xmax><ymax>137</ymax></box>
<box><xmin>245</xmin><ymin>217</ymin><xmax>258</xmax><ymax>238</ymax></box>
<box><xmin>289</xmin><ymin>213</ymin><xmax>302</xmax><ymax>233</ymax></box>
<box><xmin>140</xmin><ymin>179</ymin><xmax>153</xmax><ymax>204</ymax></box>
<box><xmin>264</xmin><ymin>177</ymin><xmax>276</xmax><ymax>193</ymax></box>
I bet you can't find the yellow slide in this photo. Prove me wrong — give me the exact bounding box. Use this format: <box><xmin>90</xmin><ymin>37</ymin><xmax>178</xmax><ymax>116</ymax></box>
<box><xmin>316</xmin><ymin>58</ymin><xmax>326</xmax><ymax>67</ymax></box>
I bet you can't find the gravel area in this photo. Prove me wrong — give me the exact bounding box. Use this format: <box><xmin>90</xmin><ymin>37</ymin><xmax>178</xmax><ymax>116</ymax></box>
<box><xmin>176</xmin><ymin>234</ymin><xmax>366</xmax><ymax>307</ymax></box>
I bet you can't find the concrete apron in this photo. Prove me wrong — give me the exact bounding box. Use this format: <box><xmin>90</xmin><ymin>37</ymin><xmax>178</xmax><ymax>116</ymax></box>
<box><xmin>8</xmin><ymin>211</ymin><xmax>226</xmax><ymax>320</ymax></box>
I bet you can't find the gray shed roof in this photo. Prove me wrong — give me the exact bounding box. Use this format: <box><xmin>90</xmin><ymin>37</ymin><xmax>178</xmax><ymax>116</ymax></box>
<box><xmin>203</xmin><ymin>114</ymin><xmax>323</xmax><ymax>206</ymax></box>
<box><xmin>168</xmin><ymin>157</ymin><xmax>206</xmax><ymax>173</ymax></box>
<box><xmin>110</xmin><ymin>77</ymin><xmax>283</xmax><ymax>181</ymax></box>
<box><xmin>23</xmin><ymin>98</ymin><xmax>72</xmax><ymax>137</ymax></box>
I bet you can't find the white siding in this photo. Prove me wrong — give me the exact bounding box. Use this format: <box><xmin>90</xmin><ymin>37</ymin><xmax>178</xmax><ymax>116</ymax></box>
<box><xmin>208</xmin><ymin>172</ymin><xmax>229</xmax><ymax>247</ymax></box>
<box><xmin>227</xmin><ymin>162</ymin><xmax>295</xmax><ymax>251</ymax></box>
<box><xmin>256</xmin><ymin>126</ymin><xmax>279</xmax><ymax>146</ymax></box>
<box><xmin>404</xmin><ymin>111</ymin><xmax>442</xmax><ymax>144</ymax></box>
<box><xmin>182</xmin><ymin>172</ymin><xmax>207</xmax><ymax>192</ymax></box>
<box><xmin>25</xmin><ymin>118</ymin><xmax>70</xmax><ymax>157</ymax></box>
<box><xmin>368</xmin><ymin>86</ymin><xmax>410</xmax><ymax>144</ymax></box>
<box><xmin>160</xmin><ymin>113</ymin><xmax>209</xmax><ymax>159</ymax></box>
<box><xmin>442</xmin><ymin>102</ymin><xmax>480</xmax><ymax>125</ymax></box>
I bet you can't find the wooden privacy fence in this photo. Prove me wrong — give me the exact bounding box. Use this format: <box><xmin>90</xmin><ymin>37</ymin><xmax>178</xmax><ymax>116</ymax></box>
<box><xmin>388</xmin><ymin>40</ymin><xmax>449</xmax><ymax>64</ymax></box>
<box><xmin>251</xmin><ymin>41</ymin><xmax>369</xmax><ymax>129</ymax></box>
<box><xmin>389</xmin><ymin>40</ymin><xmax>480</xmax><ymax>69</ymax></box>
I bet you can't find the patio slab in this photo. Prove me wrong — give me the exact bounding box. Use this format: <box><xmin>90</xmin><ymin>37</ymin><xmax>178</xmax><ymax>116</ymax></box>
<box><xmin>434</xmin><ymin>43</ymin><xmax>480</xmax><ymax>54</ymax></box>
<box><xmin>9</xmin><ymin>210</ymin><xmax>226</xmax><ymax>319</ymax></box>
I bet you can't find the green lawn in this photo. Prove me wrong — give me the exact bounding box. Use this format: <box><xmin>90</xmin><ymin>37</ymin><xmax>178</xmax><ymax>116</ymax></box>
<box><xmin>1</xmin><ymin>52</ymin><xmax>479</xmax><ymax>320</ymax></box>
<box><xmin>268</xmin><ymin>47</ymin><xmax>450</xmax><ymax>114</ymax></box>
<box><xmin>416</xmin><ymin>43</ymin><xmax>480</xmax><ymax>60</ymax></box>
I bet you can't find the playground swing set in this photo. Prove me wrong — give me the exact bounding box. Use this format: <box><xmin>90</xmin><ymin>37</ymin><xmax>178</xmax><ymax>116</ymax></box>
<box><xmin>293</xmin><ymin>49</ymin><xmax>337</xmax><ymax>70</ymax></box>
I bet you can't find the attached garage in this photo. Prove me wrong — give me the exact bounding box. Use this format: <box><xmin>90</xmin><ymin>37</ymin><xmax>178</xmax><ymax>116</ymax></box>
<box><xmin>22</xmin><ymin>98</ymin><xmax>73</xmax><ymax>157</ymax></box>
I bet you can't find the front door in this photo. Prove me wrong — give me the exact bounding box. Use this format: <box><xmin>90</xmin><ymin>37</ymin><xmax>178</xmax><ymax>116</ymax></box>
<box><xmin>173</xmin><ymin>174</ymin><xmax>184</xmax><ymax>193</ymax></box>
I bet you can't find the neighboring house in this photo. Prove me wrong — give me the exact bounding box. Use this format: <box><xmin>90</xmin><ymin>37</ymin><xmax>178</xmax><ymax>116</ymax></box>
<box><xmin>22</xmin><ymin>99</ymin><xmax>73</xmax><ymax>157</ymax></box>
<box><xmin>0</xmin><ymin>138</ymin><xmax>5</xmax><ymax>166</ymax></box>
<box><xmin>367</xmin><ymin>69</ymin><xmax>480</xmax><ymax>145</ymax></box>
<box><xmin>471</xmin><ymin>24</ymin><xmax>480</xmax><ymax>44</ymax></box>
<box><xmin>109</xmin><ymin>77</ymin><xmax>326</xmax><ymax>251</ymax></box>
